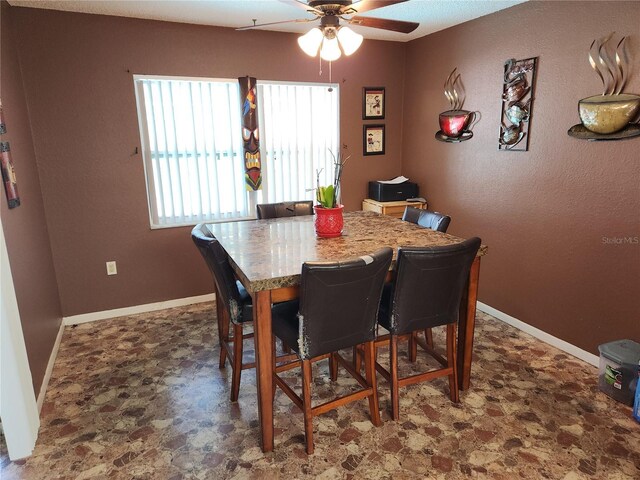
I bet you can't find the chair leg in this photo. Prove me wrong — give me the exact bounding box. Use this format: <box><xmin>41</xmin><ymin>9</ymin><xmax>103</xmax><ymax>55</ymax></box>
<box><xmin>301</xmin><ymin>359</ymin><xmax>314</xmax><ymax>454</ymax></box>
<box><xmin>353</xmin><ymin>345</ymin><xmax>363</xmax><ymax>374</ymax></box>
<box><xmin>425</xmin><ymin>328</ymin><xmax>434</xmax><ymax>348</ymax></box>
<box><xmin>329</xmin><ymin>352</ymin><xmax>338</xmax><ymax>381</ymax></box>
<box><xmin>390</xmin><ymin>334</ymin><xmax>400</xmax><ymax>421</ymax></box>
<box><xmin>218</xmin><ymin>301</ymin><xmax>230</xmax><ymax>369</ymax></box>
<box><xmin>409</xmin><ymin>331</ymin><xmax>417</xmax><ymax>362</ymax></box>
<box><xmin>282</xmin><ymin>340</ymin><xmax>291</xmax><ymax>354</ymax></box>
<box><xmin>230</xmin><ymin>322</ymin><xmax>243</xmax><ymax>402</ymax></box>
<box><xmin>363</xmin><ymin>341</ymin><xmax>381</xmax><ymax>427</ymax></box>
<box><xmin>447</xmin><ymin>323</ymin><xmax>459</xmax><ymax>403</ymax></box>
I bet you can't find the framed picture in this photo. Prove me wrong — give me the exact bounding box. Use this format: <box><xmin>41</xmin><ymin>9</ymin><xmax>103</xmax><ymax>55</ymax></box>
<box><xmin>363</xmin><ymin>87</ymin><xmax>385</xmax><ymax>120</ymax></box>
<box><xmin>363</xmin><ymin>124</ymin><xmax>385</xmax><ymax>156</ymax></box>
<box><xmin>0</xmin><ymin>103</ymin><xmax>6</xmax><ymax>135</ymax></box>
<box><xmin>1</xmin><ymin>142</ymin><xmax>20</xmax><ymax>209</ymax></box>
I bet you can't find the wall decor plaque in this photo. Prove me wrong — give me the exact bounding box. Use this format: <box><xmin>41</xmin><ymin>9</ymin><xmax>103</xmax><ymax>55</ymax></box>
<box><xmin>1</xmin><ymin>142</ymin><xmax>20</xmax><ymax>209</ymax></box>
<box><xmin>498</xmin><ymin>57</ymin><xmax>537</xmax><ymax>151</ymax></box>
<box><xmin>568</xmin><ymin>33</ymin><xmax>640</xmax><ymax>141</ymax></box>
<box><xmin>435</xmin><ymin>68</ymin><xmax>480</xmax><ymax>143</ymax></box>
<box><xmin>238</xmin><ymin>76</ymin><xmax>262</xmax><ymax>190</ymax></box>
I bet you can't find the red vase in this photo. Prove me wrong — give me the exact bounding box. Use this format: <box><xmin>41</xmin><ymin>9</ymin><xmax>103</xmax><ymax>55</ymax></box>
<box><xmin>314</xmin><ymin>205</ymin><xmax>344</xmax><ymax>238</ymax></box>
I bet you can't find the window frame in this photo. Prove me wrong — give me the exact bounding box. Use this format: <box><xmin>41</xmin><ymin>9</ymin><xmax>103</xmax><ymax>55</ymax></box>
<box><xmin>134</xmin><ymin>74</ymin><xmax>340</xmax><ymax>229</ymax></box>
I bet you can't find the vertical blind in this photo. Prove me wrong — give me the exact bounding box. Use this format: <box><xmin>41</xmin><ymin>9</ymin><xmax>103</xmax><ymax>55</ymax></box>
<box><xmin>257</xmin><ymin>82</ymin><xmax>340</xmax><ymax>205</ymax></box>
<box><xmin>134</xmin><ymin>76</ymin><xmax>339</xmax><ymax>227</ymax></box>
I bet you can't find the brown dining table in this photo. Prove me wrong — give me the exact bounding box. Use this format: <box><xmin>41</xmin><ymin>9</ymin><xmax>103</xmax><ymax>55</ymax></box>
<box><xmin>208</xmin><ymin>210</ymin><xmax>487</xmax><ymax>453</ymax></box>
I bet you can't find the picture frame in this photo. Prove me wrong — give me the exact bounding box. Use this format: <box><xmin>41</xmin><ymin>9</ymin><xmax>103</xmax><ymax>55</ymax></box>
<box><xmin>0</xmin><ymin>103</ymin><xmax>6</xmax><ymax>135</ymax></box>
<box><xmin>363</xmin><ymin>124</ymin><xmax>385</xmax><ymax>156</ymax></box>
<box><xmin>362</xmin><ymin>87</ymin><xmax>385</xmax><ymax>120</ymax></box>
<box><xmin>1</xmin><ymin>142</ymin><xmax>20</xmax><ymax>209</ymax></box>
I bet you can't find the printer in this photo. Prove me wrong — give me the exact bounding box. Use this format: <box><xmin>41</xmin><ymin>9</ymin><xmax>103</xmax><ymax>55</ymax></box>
<box><xmin>368</xmin><ymin>180</ymin><xmax>419</xmax><ymax>202</ymax></box>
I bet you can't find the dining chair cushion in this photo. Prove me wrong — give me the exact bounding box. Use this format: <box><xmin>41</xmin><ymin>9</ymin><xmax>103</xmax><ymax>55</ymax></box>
<box><xmin>256</xmin><ymin>200</ymin><xmax>314</xmax><ymax>219</ymax></box>
<box><xmin>271</xmin><ymin>300</ymin><xmax>302</xmax><ymax>353</ymax></box>
<box><xmin>402</xmin><ymin>207</ymin><xmax>451</xmax><ymax>233</ymax></box>
<box><xmin>191</xmin><ymin>224</ymin><xmax>252</xmax><ymax>324</ymax></box>
<box><xmin>272</xmin><ymin>247</ymin><xmax>392</xmax><ymax>360</ymax></box>
<box><xmin>235</xmin><ymin>282</ymin><xmax>253</xmax><ymax>323</ymax></box>
<box><xmin>378</xmin><ymin>237</ymin><xmax>481</xmax><ymax>335</ymax></box>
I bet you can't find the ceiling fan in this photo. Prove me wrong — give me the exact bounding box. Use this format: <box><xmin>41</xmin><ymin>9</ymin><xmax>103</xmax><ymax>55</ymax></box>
<box><xmin>238</xmin><ymin>1</ymin><xmax>419</xmax><ymax>61</ymax></box>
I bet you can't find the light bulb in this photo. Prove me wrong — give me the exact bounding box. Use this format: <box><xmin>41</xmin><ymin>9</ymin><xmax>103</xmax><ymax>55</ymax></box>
<box><xmin>320</xmin><ymin>36</ymin><xmax>341</xmax><ymax>61</ymax></box>
<box><xmin>337</xmin><ymin>26</ymin><xmax>363</xmax><ymax>56</ymax></box>
<box><xmin>298</xmin><ymin>28</ymin><xmax>323</xmax><ymax>57</ymax></box>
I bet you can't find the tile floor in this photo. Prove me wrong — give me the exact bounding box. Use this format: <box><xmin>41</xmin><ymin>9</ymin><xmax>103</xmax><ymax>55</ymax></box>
<box><xmin>1</xmin><ymin>303</ymin><xmax>638</xmax><ymax>479</ymax></box>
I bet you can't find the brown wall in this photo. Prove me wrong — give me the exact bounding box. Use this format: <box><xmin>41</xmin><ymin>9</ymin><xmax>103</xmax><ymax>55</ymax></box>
<box><xmin>10</xmin><ymin>7</ymin><xmax>405</xmax><ymax>316</ymax></box>
<box><xmin>402</xmin><ymin>1</ymin><xmax>640</xmax><ymax>354</ymax></box>
<box><xmin>1</xmin><ymin>3</ymin><xmax>62</xmax><ymax>395</ymax></box>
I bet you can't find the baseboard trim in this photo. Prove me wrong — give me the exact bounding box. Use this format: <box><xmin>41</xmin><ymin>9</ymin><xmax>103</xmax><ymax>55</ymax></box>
<box><xmin>476</xmin><ymin>302</ymin><xmax>599</xmax><ymax>367</ymax></box>
<box><xmin>63</xmin><ymin>293</ymin><xmax>215</xmax><ymax>326</ymax></box>
<box><xmin>37</xmin><ymin>319</ymin><xmax>65</xmax><ymax>412</ymax></box>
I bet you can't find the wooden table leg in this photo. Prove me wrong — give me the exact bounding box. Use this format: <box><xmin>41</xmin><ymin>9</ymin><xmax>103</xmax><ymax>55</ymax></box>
<box><xmin>252</xmin><ymin>290</ymin><xmax>274</xmax><ymax>452</ymax></box>
<box><xmin>457</xmin><ymin>256</ymin><xmax>481</xmax><ymax>391</ymax></box>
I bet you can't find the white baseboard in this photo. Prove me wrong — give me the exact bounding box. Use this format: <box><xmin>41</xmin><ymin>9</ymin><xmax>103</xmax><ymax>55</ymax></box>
<box><xmin>477</xmin><ymin>302</ymin><xmax>599</xmax><ymax>367</ymax></box>
<box><xmin>63</xmin><ymin>293</ymin><xmax>215</xmax><ymax>326</ymax></box>
<box><xmin>36</xmin><ymin>319</ymin><xmax>65</xmax><ymax>412</ymax></box>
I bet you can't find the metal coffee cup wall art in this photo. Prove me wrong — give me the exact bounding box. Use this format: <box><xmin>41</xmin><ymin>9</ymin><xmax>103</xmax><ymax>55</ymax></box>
<box><xmin>435</xmin><ymin>68</ymin><xmax>480</xmax><ymax>143</ymax></box>
<box><xmin>568</xmin><ymin>33</ymin><xmax>640</xmax><ymax>141</ymax></box>
<box><xmin>498</xmin><ymin>57</ymin><xmax>537</xmax><ymax>151</ymax></box>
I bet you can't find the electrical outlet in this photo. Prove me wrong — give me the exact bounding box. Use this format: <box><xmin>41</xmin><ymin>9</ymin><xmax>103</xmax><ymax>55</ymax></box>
<box><xmin>106</xmin><ymin>261</ymin><xmax>117</xmax><ymax>276</ymax></box>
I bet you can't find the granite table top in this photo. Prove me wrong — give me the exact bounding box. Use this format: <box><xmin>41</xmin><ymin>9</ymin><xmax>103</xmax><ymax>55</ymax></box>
<box><xmin>207</xmin><ymin>211</ymin><xmax>488</xmax><ymax>293</ymax></box>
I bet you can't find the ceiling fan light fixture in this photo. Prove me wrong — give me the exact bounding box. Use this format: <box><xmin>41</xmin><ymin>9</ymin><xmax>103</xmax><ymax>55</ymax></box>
<box><xmin>298</xmin><ymin>27</ymin><xmax>324</xmax><ymax>57</ymax></box>
<box><xmin>337</xmin><ymin>26</ymin><xmax>363</xmax><ymax>56</ymax></box>
<box><xmin>320</xmin><ymin>35</ymin><xmax>342</xmax><ymax>61</ymax></box>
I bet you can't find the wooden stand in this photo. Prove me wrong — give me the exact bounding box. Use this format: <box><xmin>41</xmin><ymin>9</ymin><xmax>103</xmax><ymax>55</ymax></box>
<box><xmin>362</xmin><ymin>199</ymin><xmax>427</xmax><ymax>218</ymax></box>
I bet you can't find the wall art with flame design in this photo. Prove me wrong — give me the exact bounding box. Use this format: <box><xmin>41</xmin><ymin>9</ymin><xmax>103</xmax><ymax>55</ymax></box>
<box><xmin>568</xmin><ymin>33</ymin><xmax>640</xmax><ymax>141</ymax></box>
<box><xmin>435</xmin><ymin>68</ymin><xmax>480</xmax><ymax>143</ymax></box>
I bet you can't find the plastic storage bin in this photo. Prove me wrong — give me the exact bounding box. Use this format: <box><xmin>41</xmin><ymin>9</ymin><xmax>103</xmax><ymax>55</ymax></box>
<box><xmin>634</xmin><ymin>370</ymin><xmax>640</xmax><ymax>422</ymax></box>
<box><xmin>598</xmin><ymin>339</ymin><xmax>640</xmax><ymax>406</ymax></box>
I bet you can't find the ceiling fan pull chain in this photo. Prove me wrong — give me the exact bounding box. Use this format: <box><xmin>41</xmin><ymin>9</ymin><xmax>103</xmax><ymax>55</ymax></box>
<box><xmin>319</xmin><ymin>55</ymin><xmax>323</xmax><ymax>76</ymax></box>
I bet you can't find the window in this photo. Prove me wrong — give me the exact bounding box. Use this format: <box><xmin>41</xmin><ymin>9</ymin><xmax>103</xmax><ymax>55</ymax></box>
<box><xmin>134</xmin><ymin>75</ymin><xmax>339</xmax><ymax>228</ymax></box>
<box><xmin>257</xmin><ymin>82</ymin><xmax>339</xmax><ymax>205</ymax></box>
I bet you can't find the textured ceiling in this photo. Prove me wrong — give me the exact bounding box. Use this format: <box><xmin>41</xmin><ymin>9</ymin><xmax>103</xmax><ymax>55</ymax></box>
<box><xmin>8</xmin><ymin>0</ymin><xmax>526</xmax><ymax>42</ymax></box>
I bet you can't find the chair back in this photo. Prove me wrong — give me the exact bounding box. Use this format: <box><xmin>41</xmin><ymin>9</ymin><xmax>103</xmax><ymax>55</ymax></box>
<box><xmin>257</xmin><ymin>201</ymin><xmax>314</xmax><ymax>219</ymax></box>
<box><xmin>297</xmin><ymin>247</ymin><xmax>392</xmax><ymax>359</ymax></box>
<box><xmin>402</xmin><ymin>207</ymin><xmax>451</xmax><ymax>233</ymax></box>
<box><xmin>402</xmin><ymin>206</ymin><xmax>423</xmax><ymax>224</ymax></box>
<box><xmin>191</xmin><ymin>224</ymin><xmax>242</xmax><ymax>320</ymax></box>
<box><xmin>388</xmin><ymin>237</ymin><xmax>481</xmax><ymax>335</ymax></box>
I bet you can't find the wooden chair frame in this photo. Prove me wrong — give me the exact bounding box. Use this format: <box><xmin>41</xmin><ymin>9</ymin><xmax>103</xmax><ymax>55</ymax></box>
<box><xmin>216</xmin><ymin>294</ymin><xmax>296</xmax><ymax>401</ymax></box>
<box><xmin>272</xmin><ymin>339</ymin><xmax>381</xmax><ymax>454</ymax></box>
<box><xmin>355</xmin><ymin>325</ymin><xmax>458</xmax><ymax>420</ymax></box>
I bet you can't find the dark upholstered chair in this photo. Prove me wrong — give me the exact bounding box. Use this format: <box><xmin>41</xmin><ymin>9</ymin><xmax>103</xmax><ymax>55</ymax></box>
<box><xmin>401</xmin><ymin>206</ymin><xmax>452</xmax><ymax>349</ymax></box>
<box><xmin>271</xmin><ymin>248</ymin><xmax>393</xmax><ymax>454</ymax></box>
<box><xmin>191</xmin><ymin>224</ymin><xmax>254</xmax><ymax>401</ymax></box>
<box><xmin>376</xmin><ymin>238</ymin><xmax>481</xmax><ymax>420</ymax></box>
<box><xmin>402</xmin><ymin>206</ymin><xmax>451</xmax><ymax>233</ymax></box>
<box><xmin>256</xmin><ymin>200</ymin><xmax>314</xmax><ymax>220</ymax></box>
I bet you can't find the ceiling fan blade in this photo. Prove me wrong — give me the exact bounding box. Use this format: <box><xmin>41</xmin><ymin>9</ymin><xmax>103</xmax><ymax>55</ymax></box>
<box><xmin>278</xmin><ymin>0</ymin><xmax>324</xmax><ymax>15</ymax></box>
<box><xmin>349</xmin><ymin>16</ymin><xmax>418</xmax><ymax>33</ymax></box>
<box><xmin>236</xmin><ymin>18</ymin><xmax>317</xmax><ymax>31</ymax></box>
<box><xmin>343</xmin><ymin>0</ymin><xmax>409</xmax><ymax>15</ymax></box>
